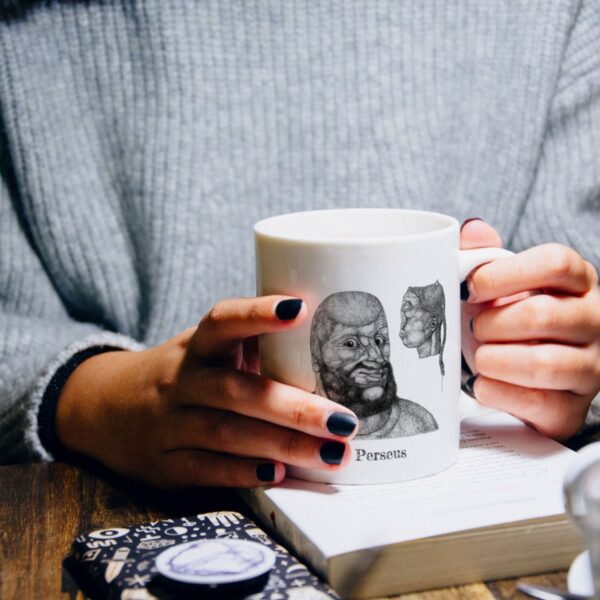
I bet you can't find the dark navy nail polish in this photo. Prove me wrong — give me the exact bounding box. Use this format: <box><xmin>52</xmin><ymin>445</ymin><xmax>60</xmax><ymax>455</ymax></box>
<box><xmin>326</xmin><ymin>412</ymin><xmax>358</xmax><ymax>437</ymax></box>
<box><xmin>256</xmin><ymin>463</ymin><xmax>276</xmax><ymax>482</ymax></box>
<box><xmin>469</xmin><ymin>318</ymin><xmax>474</xmax><ymax>333</ymax></box>
<box><xmin>320</xmin><ymin>441</ymin><xmax>345</xmax><ymax>465</ymax></box>
<box><xmin>460</xmin><ymin>217</ymin><xmax>484</xmax><ymax>231</ymax></box>
<box><xmin>463</xmin><ymin>375</ymin><xmax>478</xmax><ymax>397</ymax></box>
<box><xmin>275</xmin><ymin>299</ymin><xmax>303</xmax><ymax>320</ymax></box>
<box><xmin>460</xmin><ymin>281</ymin><xmax>470</xmax><ymax>301</ymax></box>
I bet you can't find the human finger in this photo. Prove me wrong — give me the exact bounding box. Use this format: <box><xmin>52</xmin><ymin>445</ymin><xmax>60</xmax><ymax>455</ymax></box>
<box><xmin>159</xmin><ymin>449</ymin><xmax>286</xmax><ymax>488</ymax></box>
<box><xmin>459</xmin><ymin>218</ymin><xmax>503</xmax><ymax>250</ymax></box>
<box><xmin>459</xmin><ymin>219</ymin><xmax>529</xmax><ymax>306</ymax></box>
<box><xmin>474</xmin><ymin>342</ymin><xmax>600</xmax><ymax>395</ymax></box>
<box><xmin>192</xmin><ymin>296</ymin><xmax>307</xmax><ymax>359</ymax></box>
<box><xmin>471</xmin><ymin>376</ymin><xmax>590</xmax><ymax>441</ymax></box>
<box><xmin>166</xmin><ymin>407</ymin><xmax>351</xmax><ymax>470</ymax></box>
<box><xmin>466</xmin><ymin>244</ymin><xmax>598</xmax><ymax>303</ymax></box>
<box><xmin>175</xmin><ymin>367</ymin><xmax>359</xmax><ymax>440</ymax></box>
<box><xmin>241</xmin><ymin>336</ymin><xmax>260</xmax><ymax>373</ymax></box>
<box><xmin>472</xmin><ymin>293</ymin><xmax>600</xmax><ymax>345</ymax></box>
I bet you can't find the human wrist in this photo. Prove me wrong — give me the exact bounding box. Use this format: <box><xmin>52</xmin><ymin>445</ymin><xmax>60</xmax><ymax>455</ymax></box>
<box><xmin>52</xmin><ymin>349</ymin><xmax>126</xmax><ymax>459</ymax></box>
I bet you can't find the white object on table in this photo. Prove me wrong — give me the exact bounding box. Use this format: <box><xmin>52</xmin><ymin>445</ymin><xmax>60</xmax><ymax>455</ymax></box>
<box><xmin>568</xmin><ymin>551</ymin><xmax>594</xmax><ymax>597</ymax></box>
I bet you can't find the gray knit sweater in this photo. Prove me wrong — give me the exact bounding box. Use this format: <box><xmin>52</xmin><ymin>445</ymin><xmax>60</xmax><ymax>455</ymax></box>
<box><xmin>1</xmin><ymin>1</ymin><xmax>599</xmax><ymax>463</ymax></box>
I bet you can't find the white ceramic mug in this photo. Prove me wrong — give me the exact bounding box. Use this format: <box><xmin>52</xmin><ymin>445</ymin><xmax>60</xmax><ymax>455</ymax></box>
<box><xmin>254</xmin><ymin>208</ymin><xmax>511</xmax><ymax>484</ymax></box>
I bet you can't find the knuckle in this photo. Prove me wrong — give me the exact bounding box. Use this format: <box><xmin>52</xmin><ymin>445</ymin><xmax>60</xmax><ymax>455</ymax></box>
<box><xmin>280</xmin><ymin>430</ymin><xmax>304</xmax><ymax>462</ymax></box>
<box><xmin>523</xmin><ymin>389</ymin><xmax>573</xmax><ymax>440</ymax></box>
<box><xmin>172</xmin><ymin>327</ymin><xmax>196</xmax><ymax>349</ymax></box>
<box><xmin>217</xmin><ymin>372</ymin><xmax>241</xmax><ymax>404</ymax></box>
<box><xmin>528</xmin><ymin>295</ymin><xmax>557</xmax><ymax>333</ymax></box>
<box><xmin>549</xmin><ymin>397</ymin><xmax>578</xmax><ymax>439</ymax></box>
<box><xmin>220</xmin><ymin>460</ymin><xmax>244</xmax><ymax>487</ymax></box>
<box><xmin>255</xmin><ymin>376</ymin><xmax>277</xmax><ymax>405</ymax></box>
<box><xmin>213</xmin><ymin>414</ymin><xmax>236</xmax><ymax>448</ymax></box>
<box><xmin>288</xmin><ymin>396</ymin><xmax>310</xmax><ymax>430</ymax></box>
<box><xmin>527</xmin><ymin>387</ymin><xmax>553</xmax><ymax>419</ymax></box>
<box><xmin>585</xmin><ymin>261</ymin><xmax>599</xmax><ymax>286</ymax></box>
<box><xmin>530</xmin><ymin>347</ymin><xmax>556</xmax><ymax>381</ymax></box>
<box><xmin>207</xmin><ymin>302</ymin><xmax>225</xmax><ymax>324</ymax></box>
<box><xmin>181</xmin><ymin>327</ymin><xmax>197</xmax><ymax>348</ymax></box>
<box><xmin>247</xmin><ymin>303</ymin><xmax>262</xmax><ymax>322</ymax></box>
<box><xmin>559</xmin><ymin>351</ymin><xmax>590</xmax><ymax>385</ymax></box>
<box><xmin>154</xmin><ymin>353</ymin><xmax>182</xmax><ymax>396</ymax></box>
<box><xmin>156</xmin><ymin>370</ymin><xmax>177</xmax><ymax>396</ymax></box>
<box><xmin>545</xmin><ymin>244</ymin><xmax>580</xmax><ymax>281</ymax></box>
<box><xmin>580</xmin><ymin>354</ymin><xmax>599</xmax><ymax>384</ymax></box>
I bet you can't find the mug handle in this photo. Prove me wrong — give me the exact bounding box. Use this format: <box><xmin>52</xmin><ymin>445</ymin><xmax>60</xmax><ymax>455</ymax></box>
<box><xmin>458</xmin><ymin>247</ymin><xmax>513</xmax><ymax>421</ymax></box>
<box><xmin>563</xmin><ymin>442</ymin><xmax>600</xmax><ymax>526</ymax></box>
<box><xmin>458</xmin><ymin>247</ymin><xmax>513</xmax><ymax>281</ymax></box>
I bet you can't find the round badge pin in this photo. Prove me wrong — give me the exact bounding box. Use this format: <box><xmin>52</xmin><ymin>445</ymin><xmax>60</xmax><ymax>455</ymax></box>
<box><xmin>154</xmin><ymin>539</ymin><xmax>275</xmax><ymax>597</ymax></box>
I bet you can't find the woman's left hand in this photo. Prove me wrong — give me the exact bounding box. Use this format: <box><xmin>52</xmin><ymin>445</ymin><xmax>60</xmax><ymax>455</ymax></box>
<box><xmin>461</xmin><ymin>219</ymin><xmax>600</xmax><ymax>440</ymax></box>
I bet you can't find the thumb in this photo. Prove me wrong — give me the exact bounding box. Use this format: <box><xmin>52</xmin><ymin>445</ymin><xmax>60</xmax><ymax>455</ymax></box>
<box><xmin>460</xmin><ymin>218</ymin><xmax>503</xmax><ymax>250</ymax></box>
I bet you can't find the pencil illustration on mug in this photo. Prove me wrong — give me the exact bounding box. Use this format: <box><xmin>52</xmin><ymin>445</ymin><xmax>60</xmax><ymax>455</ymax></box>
<box><xmin>399</xmin><ymin>281</ymin><xmax>446</xmax><ymax>380</ymax></box>
<box><xmin>310</xmin><ymin>291</ymin><xmax>438</xmax><ymax>440</ymax></box>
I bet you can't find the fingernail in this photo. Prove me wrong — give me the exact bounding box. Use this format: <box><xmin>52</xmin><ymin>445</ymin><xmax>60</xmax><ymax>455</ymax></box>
<box><xmin>320</xmin><ymin>441</ymin><xmax>346</xmax><ymax>465</ymax></box>
<box><xmin>460</xmin><ymin>281</ymin><xmax>470</xmax><ymax>301</ymax></box>
<box><xmin>275</xmin><ymin>299</ymin><xmax>303</xmax><ymax>320</ymax></box>
<box><xmin>463</xmin><ymin>375</ymin><xmax>478</xmax><ymax>397</ymax></box>
<box><xmin>256</xmin><ymin>463</ymin><xmax>276</xmax><ymax>482</ymax></box>
<box><xmin>326</xmin><ymin>412</ymin><xmax>358</xmax><ymax>437</ymax></box>
<box><xmin>460</xmin><ymin>217</ymin><xmax>484</xmax><ymax>231</ymax></box>
<box><xmin>469</xmin><ymin>318</ymin><xmax>474</xmax><ymax>333</ymax></box>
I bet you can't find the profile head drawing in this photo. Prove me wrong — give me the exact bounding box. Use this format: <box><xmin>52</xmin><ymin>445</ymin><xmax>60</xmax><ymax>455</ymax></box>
<box><xmin>399</xmin><ymin>281</ymin><xmax>446</xmax><ymax>376</ymax></box>
<box><xmin>310</xmin><ymin>291</ymin><xmax>394</xmax><ymax>420</ymax></box>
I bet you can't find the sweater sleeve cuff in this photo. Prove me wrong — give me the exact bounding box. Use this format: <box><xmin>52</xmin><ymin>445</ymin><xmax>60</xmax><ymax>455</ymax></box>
<box><xmin>25</xmin><ymin>332</ymin><xmax>145</xmax><ymax>461</ymax></box>
<box><xmin>37</xmin><ymin>346</ymin><xmax>121</xmax><ymax>462</ymax></box>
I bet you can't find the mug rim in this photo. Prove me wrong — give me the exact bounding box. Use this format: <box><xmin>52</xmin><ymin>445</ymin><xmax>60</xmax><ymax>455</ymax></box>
<box><xmin>254</xmin><ymin>208</ymin><xmax>460</xmax><ymax>245</ymax></box>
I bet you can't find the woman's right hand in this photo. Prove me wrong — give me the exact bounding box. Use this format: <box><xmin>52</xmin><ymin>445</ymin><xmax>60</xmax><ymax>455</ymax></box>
<box><xmin>55</xmin><ymin>296</ymin><xmax>358</xmax><ymax>488</ymax></box>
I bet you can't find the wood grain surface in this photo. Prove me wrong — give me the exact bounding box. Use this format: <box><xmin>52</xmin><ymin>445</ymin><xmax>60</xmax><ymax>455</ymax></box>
<box><xmin>0</xmin><ymin>462</ymin><xmax>570</xmax><ymax>599</ymax></box>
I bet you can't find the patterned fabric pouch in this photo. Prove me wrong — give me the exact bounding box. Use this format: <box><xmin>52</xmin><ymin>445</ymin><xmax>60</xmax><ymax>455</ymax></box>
<box><xmin>66</xmin><ymin>511</ymin><xmax>338</xmax><ymax>599</ymax></box>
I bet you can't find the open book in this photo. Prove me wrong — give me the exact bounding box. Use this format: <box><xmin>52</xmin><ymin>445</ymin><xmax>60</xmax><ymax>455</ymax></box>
<box><xmin>240</xmin><ymin>399</ymin><xmax>584</xmax><ymax>598</ymax></box>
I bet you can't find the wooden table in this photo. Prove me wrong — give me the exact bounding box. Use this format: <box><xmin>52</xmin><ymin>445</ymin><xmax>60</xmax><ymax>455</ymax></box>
<box><xmin>0</xmin><ymin>462</ymin><xmax>571</xmax><ymax>600</ymax></box>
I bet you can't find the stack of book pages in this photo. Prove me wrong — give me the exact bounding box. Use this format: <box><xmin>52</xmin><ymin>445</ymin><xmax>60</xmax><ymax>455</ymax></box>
<box><xmin>240</xmin><ymin>403</ymin><xmax>583</xmax><ymax>598</ymax></box>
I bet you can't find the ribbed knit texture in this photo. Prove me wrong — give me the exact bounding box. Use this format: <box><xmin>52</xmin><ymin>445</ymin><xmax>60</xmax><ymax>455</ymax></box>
<box><xmin>0</xmin><ymin>1</ymin><xmax>599</xmax><ymax>462</ymax></box>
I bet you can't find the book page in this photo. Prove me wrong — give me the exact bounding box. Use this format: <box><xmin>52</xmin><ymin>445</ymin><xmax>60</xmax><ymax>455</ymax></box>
<box><xmin>259</xmin><ymin>410</ymin><xmax>575</xmax><ymax>558</ymax></box>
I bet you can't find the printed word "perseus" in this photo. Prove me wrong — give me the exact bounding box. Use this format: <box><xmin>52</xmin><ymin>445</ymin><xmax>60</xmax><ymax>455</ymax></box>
<box><xmin>355</xmin><ymin>448</ymin><xmax>407</xmax><ymax>462</ymax></box>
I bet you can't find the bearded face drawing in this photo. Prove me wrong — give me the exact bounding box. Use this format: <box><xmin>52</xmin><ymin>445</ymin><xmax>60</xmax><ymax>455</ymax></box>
<box><xmin>310</xmin><ymin>291</ymin><xmax>438</xmax><ymax>439</ymax></box>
